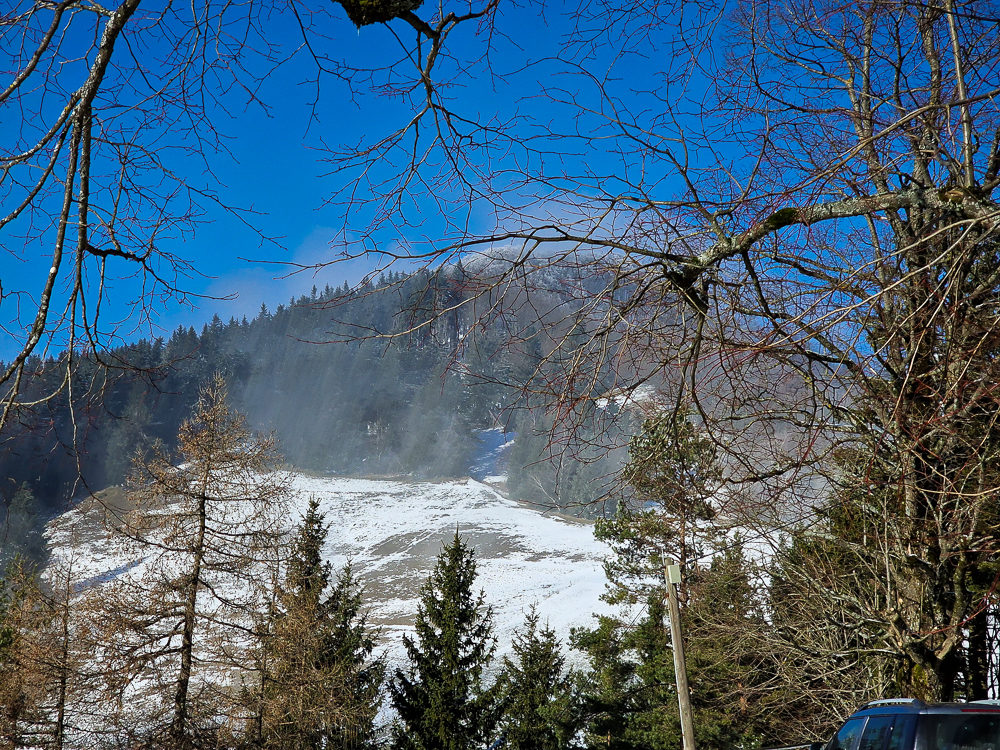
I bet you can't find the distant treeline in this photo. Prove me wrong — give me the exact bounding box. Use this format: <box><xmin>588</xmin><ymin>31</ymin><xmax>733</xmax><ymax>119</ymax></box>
<box><xmin>1</xmin><ymin>267</ymin><xmax>626</xmax><ymax>568</ymax></box>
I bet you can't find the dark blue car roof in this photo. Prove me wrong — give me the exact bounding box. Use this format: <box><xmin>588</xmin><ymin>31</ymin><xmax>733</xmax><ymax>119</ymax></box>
<box><xmin>851</xmin><ymin>700</ymin><xmax>1000</xmax><ymax>718</ymax></box>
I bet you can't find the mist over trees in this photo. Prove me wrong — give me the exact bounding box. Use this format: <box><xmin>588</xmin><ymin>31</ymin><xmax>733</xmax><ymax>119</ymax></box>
<box><xmin>0</xmin><ymin>385</ymin><xmax>630</xmax><ymax>750</ymax></box>
<box><xmin>1</xmin><ymin>264</ymin><xmax>630</xmax><ymax>571</ymax></box>
<box><xmin>0</xmin><ymin>381</ymin><xmax>389</xmax><ymax>748</ymax></box>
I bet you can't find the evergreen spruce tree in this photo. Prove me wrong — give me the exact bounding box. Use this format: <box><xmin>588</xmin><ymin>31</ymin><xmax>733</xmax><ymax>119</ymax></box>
<box><xmin>498</xmin><ymin>607</ymin><xmax>579</xmax><ymax>750</ymax></box>
<box><xmin>574</xmin><ymin>409</ymin><xmax>772</xmax><ymax>750</ymax></box>
<box><xmin>0</xmin><ymin>484</ymin><xmax>48</xmax><ymax>570</ymax></box>
<box><xmin>389</xmin><ymin>532</ymin><xmax>499</xmax><ymax>750</ymax></box>
<box><xmin>608</xmin><ymin>411</ymin><xmax>720</xmax><ymax>603</ymax></box>
<box><xmin>574</xmin><ymin>550</ymin><xmax>773</xmax><ymax>750</ymax></box>
<box><xmin>572</xmin><ymin>596</ymin><xmax>677</xmax><ymax>750</ymax></box>
<box><xmin>683</xmin><ymin>547</ymin><xmax>773</xmax><ymax>749</ymax></box>
<box><xmin>324</xmin><ymin>565</ymin><xmax>384</xmax><ymax>749</ymax></box>
<box><xmin>568</xmin><ymin>410</ymin><xmax>711</xmax><ymax>749</ymax></box>
<box><xmin>253</xmin><ymin>498</ymin><xmax>384</xmax><ymax>750</ymax></box>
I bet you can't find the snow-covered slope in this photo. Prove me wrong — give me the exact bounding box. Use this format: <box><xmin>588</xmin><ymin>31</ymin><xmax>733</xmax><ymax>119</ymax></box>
<box><xmin>47</xmin><ymin>474</ymin><xmax>613</xmax><ymax>666</ymax></box>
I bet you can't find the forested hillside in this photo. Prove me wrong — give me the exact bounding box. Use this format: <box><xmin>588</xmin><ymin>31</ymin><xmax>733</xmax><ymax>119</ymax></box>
<box><xmin>0</xmin><ymin>264</ymin><xmax>628</xmax><ymax>569</ymax></box>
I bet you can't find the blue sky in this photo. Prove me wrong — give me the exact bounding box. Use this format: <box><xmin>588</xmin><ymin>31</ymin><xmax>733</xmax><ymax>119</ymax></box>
<box><xmin>1</xmin><ymin>4</ymin><xmax>504</xmax><ymax>355</ymax></box>
<box><xmin>128</xmin><ymin>11</ymin><xmax>451</xmax><ymax>332</ymax></box>
<box><xmin>1</xmin><ymin>0</ymin><xmax>709</xmax><ymax>359</ymax></box>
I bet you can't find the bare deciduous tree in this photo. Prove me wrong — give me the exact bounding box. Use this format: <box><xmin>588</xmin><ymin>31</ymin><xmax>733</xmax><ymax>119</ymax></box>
<box><xmin>0</xmin><ymin>554</ymin><xmax>99</xmax><ymax>750</ymax></box>
<box><xmin>96</xmin><ymin>375</ymin><xmax>288</xmax><ymax>747</ymax></box>
<box><xmin>7</xmin><ymin>0</ymin><xmax>1000</xmax><ymax>714</ymax></box>
<box><xmin>0</xmin><ymin>1</ymin><xmax>297</xmax><ymax>449</ymax></box>
<box><xmin>0</xmin><ymin>0</ymin><xmax>506</xmax><ymax>439</ymax></box>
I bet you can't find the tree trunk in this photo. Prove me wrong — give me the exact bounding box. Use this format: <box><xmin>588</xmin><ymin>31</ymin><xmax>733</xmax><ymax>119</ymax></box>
<box><xmin>172</xmin><ymin>490</ymin><xmax>208</xmax><ymax>747</ymax></box>
<box><xmin>967</xmin><ymin>606</ymin><xmax>989</xmax><ymax>700</ymax></box>
<box><xmin>53</xmin><ymin>596</ymin><xmax>70</xmax><ymax>750</ymax></box>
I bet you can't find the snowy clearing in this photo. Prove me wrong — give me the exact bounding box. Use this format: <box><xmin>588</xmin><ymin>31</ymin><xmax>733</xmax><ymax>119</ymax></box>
<box><xmin>47</xmin><ymin>474</ymin><xmax>614</xmax><ymax>668</ymax></box>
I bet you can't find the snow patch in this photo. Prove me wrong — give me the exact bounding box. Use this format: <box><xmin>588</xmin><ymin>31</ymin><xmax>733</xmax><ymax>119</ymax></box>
<box><xmin>47</xmin><ymin>474</ymin><xmax>614</xmax><ymax>669</ymax></box>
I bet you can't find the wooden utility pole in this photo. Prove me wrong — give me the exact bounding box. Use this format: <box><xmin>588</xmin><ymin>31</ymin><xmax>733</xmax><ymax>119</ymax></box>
<box><xmin>665</xmin><ymin>559</ymin><xmax>697</xmax><ymax>750</ymax></box>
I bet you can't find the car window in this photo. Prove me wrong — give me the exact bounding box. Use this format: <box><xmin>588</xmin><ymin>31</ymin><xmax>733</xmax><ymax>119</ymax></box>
<box><xmin>887</xmin><ymin>715</ymin><xmax>917</xmax><ymax>750</ymax></box>
<box><xmin>921</xmin><ymin>714</ymin><xmax>1000</xmax><ymax>750</ymax></box>
<box><xmin>830</xmin><ymin>718</ymin><xmax>867</xmax><ymax>750</ymax></box>
<box><xmin>860</xmin><ymin>716</ymin><xmax>895</xmax><ymax>750</ymax></box>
